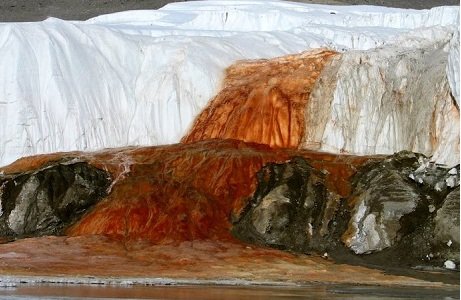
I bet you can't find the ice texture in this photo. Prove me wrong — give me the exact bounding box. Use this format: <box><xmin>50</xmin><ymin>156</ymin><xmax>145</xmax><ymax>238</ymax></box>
<box><xmin>303</xmin><ymin>34</ymin><xmax>459</xmax><ymax>166</ymax></box>
<box><xmin>0</xmin><ymin>1</ymin><xmax>459</xmax><ymax>167</ymax></box>
<box><xmin>447</xmin><ymin>23</ymin><xmax>460</xmax><ymax>106</ymax></box>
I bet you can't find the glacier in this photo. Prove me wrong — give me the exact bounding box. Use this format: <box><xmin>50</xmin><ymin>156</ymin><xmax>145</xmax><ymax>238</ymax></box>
<box><xmin>0</xmin><ymin>0</ymin><xmax>459</xmax><ymax>167</ymax></box>
<box><xmin>302</xmin><ymin>32</ymin><xmax>459</xmax><ymax>166</ymax></box>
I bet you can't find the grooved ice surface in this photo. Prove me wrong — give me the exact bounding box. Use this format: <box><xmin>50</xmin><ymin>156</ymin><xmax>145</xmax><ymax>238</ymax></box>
<box><xmin>182</xmin><ymin>49</ymin><xmax>338</xmax><ymax>148</ymax></box>
<box><xmin>303</xmin><ymin>35</ymin><xmax>459</xmax><ymax>166</ymax></box>
<box><xmin>0</xmin><ymin>1</ymin><xmax>459</xmax><ymax>167</ymax></box>
<box><xmin>447</xmin><ymin>24</ymin><xmax>460</xmax><ymax>106</ymax></box>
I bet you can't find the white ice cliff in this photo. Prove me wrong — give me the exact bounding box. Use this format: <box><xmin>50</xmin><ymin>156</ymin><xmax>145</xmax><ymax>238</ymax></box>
<box><xmin>0</xmin><ymin>0</ymin><xmax>459</xmax><ymax>167</ymax></box>
<box><xmin>447</xmin><ymin>24</ymin><xmax>460</xmax><ymax>106</ymax></box>
<box><xmin>303</xmin><ymin>32</ymin><xmax>459</xmax><ymax>166</ymax></box>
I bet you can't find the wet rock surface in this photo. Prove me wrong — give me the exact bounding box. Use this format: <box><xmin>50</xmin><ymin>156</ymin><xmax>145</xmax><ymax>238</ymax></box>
<box><xmin>433</xmin><ymin>187</ymin><xmax>460</xmax><ymax>264</ymax></box>
<box><xmin>434</xmin><ymin>188</ymin><xmax>460</xmax><ymax>245</ymax></box>
<box><xmin>344</xmin><ymin>151</ymin><xmax>450</xmax><ymax>254</ymax></box>
<box><xmin>0</xmin><ymin>142</ymin><xmax>458</xmax><ymax>285</ymax></box>
<box><xmin>232</xmin><ymin>157</ymin><xmax>346</xmax><ymax>253</ymax></box>
<box><xmin>0</xmin><ymin>140</ymin><xmax>369</xmax><ymax>244</ymax></box>
<box><xmin>0</xmin><ymin>160</ymin><xmax>111</xmax><ymax>239</ymax></box>
<box><xmin>233</xmin><ymin>151</ymin><xmax>460</xmax><ymax>271</ymax></box>
<box><xmin>341</xmin><ymin>151</ymin><xmax>459</xmax><ymax>270</ymax></box>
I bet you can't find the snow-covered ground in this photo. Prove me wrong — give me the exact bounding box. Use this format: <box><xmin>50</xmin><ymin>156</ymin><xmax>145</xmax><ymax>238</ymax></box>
<box><xmin>0</xmin><ymin>0</ymin><xmax>459</xmax><ymax>167</ymax></box>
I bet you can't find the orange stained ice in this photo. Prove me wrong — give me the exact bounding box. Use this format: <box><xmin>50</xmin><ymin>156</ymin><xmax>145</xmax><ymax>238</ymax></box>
<box><xmin>182</xmin><ymin>49</ymin><xmax>338</xmax><ymax>148</ymax></box>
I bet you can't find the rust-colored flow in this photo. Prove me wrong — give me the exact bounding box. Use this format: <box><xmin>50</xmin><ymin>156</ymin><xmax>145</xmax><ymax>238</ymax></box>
<box><xmin>182</xmin><ymin>49</ymin><xmax>338</xmax><ymax>148</ymax></box>
<box><xmin>0</xmin><ymin>144</ymin><xmax>451</xmax><ymax>288</ymax></box>
<box><xmin>68</xmin><ymin>140</ymin><xmax>288</xmax><ymax>243</ymax></box>
<box><xmin>1</xmin><ymin>140</ymin><xmax>372</xmax><ymax>244</ymax></box>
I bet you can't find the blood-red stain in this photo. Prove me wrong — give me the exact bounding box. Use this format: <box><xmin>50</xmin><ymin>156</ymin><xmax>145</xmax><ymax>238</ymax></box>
<box><xmin>182</xmin><ymin>49</ymin><xmax>338</xmax><ymax>148</ymax></box>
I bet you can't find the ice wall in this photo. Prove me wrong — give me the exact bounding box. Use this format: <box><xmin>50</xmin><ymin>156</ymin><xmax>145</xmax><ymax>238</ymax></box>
<box><xmin>447</xmin><ymin>26</ymin><xmax>460</xmax><ymax>106</ymax></box>
<box><xmin>0</xmin><ymin>1</ymin><xmax>459</xmax><ymax>167</ymax></box>
<box><xmin>302</xmin><ymin>37</ymin><xmax>459</xmax><ymax>166</ymax></box>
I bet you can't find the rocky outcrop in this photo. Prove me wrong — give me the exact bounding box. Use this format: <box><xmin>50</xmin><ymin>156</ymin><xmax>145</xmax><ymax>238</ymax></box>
<box><xmin>66</xmin><ymin>140</ymin><xmax>293</xmax><ymax>243</ymax></box>
<box><xmin>434</xmin><ymin>188</ymin><xmax>460</xmax><ymax>246</ymax></box>
<box><xmin>342</xmin><ymin>169</ymin><xmax>420</xmax><ymax>254</ymax></box>
<box><xmin>233</xmin><ymin>151</ymin><xmax>460</xmax><ymax>269</ymax></box>
<box><xmin>0</xmin><ymin>160</ymin><xmax>111</xmax><ymax>239</ymax></box>
<box><xmin>343</xmin><ymin>151</ymin><xmax>459</xmax><ymax>257</ymax></box>
<box><xmin>1</xmin><ymin>140</ymin><xmax>367</xmax><ymax>243</ymax></box>
<box><xmin>1</xmin><ymin>142</ymin><xmax>457</xmax><ymax>271</ymax></box>
<box><xmin>232</xmin><ymin>157</ymin><xmax>344</xmax><ymax>253</ymax></box>
<box><xmin>182</xmin><ymin>49</ymin><xmax>338</xmax><ymax>148</ymax></box>
<box><xmin>433</xmin><ymin>187</ymin><xmax>460</xmax><ymax>264</ymax></box>
<box><xmin>67</xmin><ymin>140</ymin><xmax>365</xmax><ymax>243</ymax></box>
<box><xmin>335</xmin><ymin>151</ymin><xmax>460</xmax><ymax>268</ymax></box>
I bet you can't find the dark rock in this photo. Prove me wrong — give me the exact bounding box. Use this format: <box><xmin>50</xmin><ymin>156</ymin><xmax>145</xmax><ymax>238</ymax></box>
<box><xmin>0</xmin><ymin>159</ymin><xmax>111</xmax><ymax>239</ymax></box>
<box><xmin>342</xmin><ymin>152</ymin><xmax>423</xmax><ymax>254</ymax></box>
<box><xmin>233</xmin><ymin>151</ymin><xmax>460</xmax><ymax>273</ymax></box>
<box><xmin>434</xmin><ymin>187</ymin><xmax>460</xmax><ymax>245</ymax></box>
<box><xmin>432</xmin><ymin>187</ymin><xmax>460</xmax><ymax>265</ymax></box>
<box><xmin>342</xmin><ymin>151</ymin><xmax>459</xmax><ymax>269</ymax></box>
<box><xmin>343</xmin><ymin>151</ymin><xmax>460</xmax><ymax>255</ymax></box>
<box><xmin>407</xmin><ymin>156</ymin><xmax>459</xmax><ymax>196</ymax></box>
<box><xmin>232</xmin><ymin>157</ymin><xmax>343</xmax><ymax>253</ymax></box>
<box><xmin>361</xmin><ymin>187</ymin><xmax>459</xmax><ymax>270</ymax></box>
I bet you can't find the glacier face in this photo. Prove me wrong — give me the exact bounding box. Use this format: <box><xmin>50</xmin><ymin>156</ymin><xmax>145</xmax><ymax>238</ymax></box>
<box><xmin>447</xmin><ymin>26</ymin><xmax>460</xmax><ymax>106</ymax></box>
<box><xmin>303</xmin><ymin>35</ymin><xmax>459</xmax><ymax>166</ymax></box>
<box><xmin>0</xmin><ymin>0</ymin><xmax>459</xmax><ymax>167</ymax></box>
